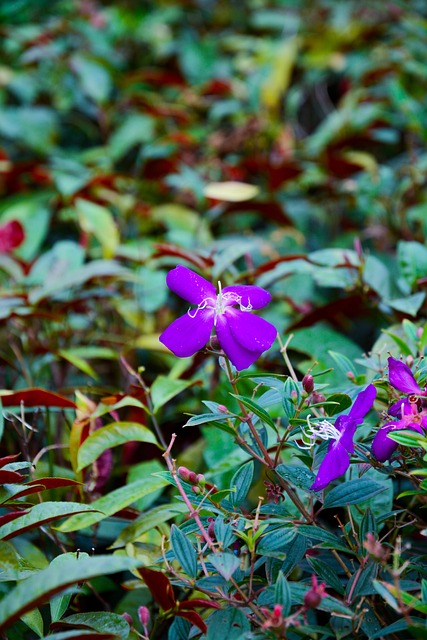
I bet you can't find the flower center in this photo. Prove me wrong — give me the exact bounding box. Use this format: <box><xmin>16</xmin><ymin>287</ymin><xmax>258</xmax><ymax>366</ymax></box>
<box><xmin>187</xmin><ymin>280</ymin><xmax>253</xmax><ymax>324</ymax></box>
<box><xmin>297</xmin><ymin>415</ymin><xmax>341</xmax><ymax>450</ymax></box>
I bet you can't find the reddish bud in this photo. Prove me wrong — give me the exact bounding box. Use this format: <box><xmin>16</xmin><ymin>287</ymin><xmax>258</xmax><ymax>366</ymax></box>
<box><xmin>138</xmin><ymin>605</ymin><xmax>150</xmax><ymax>628</ymax></box>
<box><xmin>302</xmin><ymin>374</ymin><xmax>314</xmax><ymax>394</ymax></box>
<box><xmin>304</xmin><ymin>575</ymin><xmax>326</xmax><ymax>610</ymax></box>
<box><xmin>406</xmin><ymin>355</ymin><xmax>414</xmax><ymax>367</ymax></box>
<box><xmin>121</xmin><ymin>612</ymin><xmax>133</xmax><ymax>627</ymax></box>
<box><xmin>346</xmin><ymin>371</ymin><xmax>355</xmax><ymax>380</ymax></box>
<box><xmin>177</xmin><ymin>466</ymin><xmax>198</xmax><ymax>484</ymax></box>
<box><xmin>312</xmin><ymin>391</ymin><xmax>326</xmax><ymax>404</ymax></box>
<box><xmin>218</xmin><ymin>404</ymin><xmax>228</xmax><ymax>413</ymax></box>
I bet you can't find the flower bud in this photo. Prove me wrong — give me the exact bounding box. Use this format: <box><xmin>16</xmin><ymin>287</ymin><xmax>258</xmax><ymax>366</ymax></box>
<box><xmin>304</xmin><ymin>575</ymin><xmax>326</xmax><ymax>610</ymax></box>
<box><xmin>207</xmin><ymin>517</ymin><xmax>216</xmax><ymax>539</ymax></box>
<box><xmin>302</xmin><ymin>374</ymin><xmax>314</xmax><ymax>394</ymax></box>
<box><xmin>138</xmin><ymin>605</ymin><xmax>150</xmax><ymax>628</ymax></box>
<box><xmin>417</xmin><ymin>327</ymin><xmax>423</xmax><ymax>338</ymax></box>
<box><xmin>177</xmin><ymin>466</ymin><xmax>198</xmax><ymax>484</ymax></box>
<box><xmin>218</xmin><ymin>404</ymin><xmax>228</xmax><ymax>413</ymax></box>
<box><xmin>121</xmin><ymin>612</ymin><xmax>133</xmax><ymax>627</ymax></box>
<box><xmin>406</xmin><ymin>355</ymin><xmax>414</xmax><ymax>367</ymax></box>
<box><xmin>196</xmin><ymin>473</ymin><xmax>206</xmax><ymax>487</ymax></box>
<box><xmin>312</xmin><ymin>391</ymin><xmax>326</xmax><ymax>404</ymax></box>
<box><xmin>346</xmin><ymin>371</ymin><xmax>355</xmax><ymax>380</ymax></box>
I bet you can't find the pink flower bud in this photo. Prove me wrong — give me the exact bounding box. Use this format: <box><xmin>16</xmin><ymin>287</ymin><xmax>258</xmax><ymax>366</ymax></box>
<box><xmin>138</xmin><ymin>605</ymin><xmax>150</xmax><ymax>628</ymax></box>
<box><xmin>304</xmin><ymin>575</ymin><xmax>326</xmax><ymax>610</ymax></box>
<box><xmin>406</xmin><ymin>355</ymin><xmax>414</xmax><ymax>367</ymax></box>
<box><xmin>177</xmin><ymin>466</ymin><xmax>198</xmax><ymax>484</ymax></box>
<box><xmin>121</xmin><ymin>612</ymin><xmax>133</xmax><ymax>627</ymax></box>
<box><xmin>218</xmin><ymin>404</ymin><xmax>228</xmax><ymax>413</ymax></box>
<box><xmin>302</xmin><ymin>374</ymin><xmax>314</xmax><ymax>394</ymax></box>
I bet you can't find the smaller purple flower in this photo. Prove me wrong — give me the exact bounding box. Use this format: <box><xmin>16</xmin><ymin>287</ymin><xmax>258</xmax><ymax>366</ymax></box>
<box><xmin>372</xmin><ymin>398</ymin><xmax>427</xmax><ymax>462</ymax></box>
<box><xmin>371</xmin><ymin>357</ymin><xmax>427</xmax><ymax>462</ymax></box>
<box><xmin>387</xmin><ymin>356</ymin><xmax>427</xmax><ymax>396</ymax></box>
<box><xmin>159</xmin><ymin>266</ymin><xmax>277</xmax><ymax>370</ymax></box>
<box><xmin>303</xmin><ymin>385</ymin><xmax>377</xmax><ymax>492</ymax></box>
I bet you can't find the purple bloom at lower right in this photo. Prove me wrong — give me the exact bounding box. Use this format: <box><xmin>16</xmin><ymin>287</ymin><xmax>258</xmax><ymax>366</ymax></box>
<box><xmin>371</xmin><ymin>356</ymin><xmax>427</xmax><ymax>462</ymax></box>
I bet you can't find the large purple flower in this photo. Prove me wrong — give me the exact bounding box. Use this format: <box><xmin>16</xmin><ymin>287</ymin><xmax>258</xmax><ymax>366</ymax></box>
<box><xmin>306</xmin><ymin>384</ymin><xmax>377</xmax><ymax>492</ymax></box>
<box><xmin>371</xmin><ymin>357</ymin><xmax>427</xmax><ymax>462</ymax></box>
<box><xmin>159</xmin><ymin>266</ymin><xmax>277</xmax><ymax>370</ymax></box>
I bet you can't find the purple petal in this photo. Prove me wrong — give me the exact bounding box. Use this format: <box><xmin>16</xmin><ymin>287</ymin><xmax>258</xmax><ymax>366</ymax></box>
<box><xmin>216</xmin><ymin>315</ymin><xmax>265</xmax><ymax>370</ymax></box>
<box><xmin>166</xmin><ymin>266</ymin><xmax>216</xmax><ymax>305</ymax></box>
<box><xmin>371</xmin><ymin>421</ymin><xmax>425</xmax><ymax>462</ymax></box>
<box><xmin>348</xmin><ymin>384</ymin><xmax>377</xmax><ymax>423</ymax></box>
<box><xmin>222</xmin><ymin>285</ymin><xmax>271</xmax><ymax>310</ymax></box>
<box><xmin>159</xmin><ymin>309</ymin><xmax>214</xmax><ymax>357</ymax></box>
<box><xmin>224</xmin><ymin>308</ymin><xmax>277</xmax><ymax>352</ymax></box>
<box><xmin>333</xmin><ymin>417</ymin><xmax>357</xmax><ymax>454</ymax></box>
<box><xmin>310</xmin><ymin>439</ymin><xmax>351</xmax><ymax>491</ymax></box>
<box><xmin>388</xmin><ymin>398</ymin><xmax>412</xmax><ymax>417</ymax></box>
<box><xmin>388</xmin><ymin>357</ymin><xmax>421</xmax><ymax>395</ymax></box>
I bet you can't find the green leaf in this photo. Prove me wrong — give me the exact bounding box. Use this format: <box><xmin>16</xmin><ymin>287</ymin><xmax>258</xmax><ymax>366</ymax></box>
<box><xmin>208</xmin><ymin>552</ymin><xmax>240</xmax><ymax>581</ymax></box>
<box><xmin>324</xmin><ymin>393</ymin><xmax>352</xmax><ymax>417</ymax></box>
<box><xmin>0</xmin><ymin>553</ymin><xmax>141</xmax><ymax>633</ymax></box>
<box><xmin>170</xmin><ymin>525</ymin><xmax>198</xmax><ymax>579</ymax></box>
<box><xmin>58</xmin><ymin>612</ymin><xmax>130</xmax><ymax>639</ymax></box>
<box><xmin>275</xmin><ymin>464</ymin><xmax>316</xmax><ymax>491</ymax></box>
<box><xmin>76</xmin><ymin>199</ymin><xmax>119</xmax><ymax>259</ymax></box>
<box><xmin>328</xmin><ymin>351</ymin><xmax>358</xmax><ymax>377</ymax></box>
<box><xmin>387</xmin><ymin>293</ymin><xmax>426</xmax><ymax>317</ymax></box>
<box><xmin>0</xmin><ymin>502</ymin><xmax>98</xmax><ymax>541</ymax></box>
<box><xmin>56</xmin><ymin>476</ymin><xmax>169</xmax><ymax>532</ymax></box>
<box><xmin>20</xmin><ymin>608</ymin><xmax>44</xmax><ymax>638</ymax></box>
<box><xmin>296</xmin><ymin>525</ymin><xmax>350</xmax><ymax>554</ymax></box>
<box><xmin>257</xmin><ymin>527</ymin><xmax>296</xmax><ymax>558</ymax></box>
<box><xmin>231</xmin><ymin>394</ymin><xmax>276</xmax><ymax>430</ymax></box>
<box><xmin>282</xmin><ymin>377</ymin><xmax>300</xmax><ymax>420</ymax></box>
<box><xmin>38</xmin><ymin>632</ymin><xmax>117</xmax><ymax>640</ymax></box>
<box><xmin>290</xmin><ymin>583</ymin><xmax>353</xmax><ymax>616</ymax></box>
<box><xmin>275</xmin><ymin>572</ymin><xmax>291</xmax><ymax>616</ymax></box>
<box><xmin>77</xmin><ymin>422</ymin><xmax>159</xmax><ymax>471</ymax></box>
<box><xmin>230</xmin><ymin>461</ymin><xmax>254</xmax><ymax>507</ymax></box>
<box><xmin>398</xmin><ymin>241</ymin><xmax>427</xmax><ymax>289</ymax></box>
<box><xmin>323</xmin><ymin>479</ymin><xmax>387</xmax><ymax>509</ymax></box>
<box><xmin>151</xmin><ymin>376</ymin><xmax>195</xmax><ymax>413</ymax></box>
<box><xmin>205</xmin><ymin>609</ymin><xmax>250</xmax><ymax>640</ymax></box>
<box><xmin>109</xmin><ymin>114</ymin><xmax>155</xmax><ymax>160</ymax></box>
<box><xmin>110</xmin><ymin>504</ymin><xmax>187</xmax><ymax>548</ymax></box>
<box><xmin>306</xmin><ymin>557</ymin><xmax>344</xmax><ymax>595</ymax></box>
<box><xmin>58</xmin><ymin>349</ymin><xmax>98</xmax><ymax>380</ymax></box>
<box><xmin>0</xmin><ymin>541</ymin><xmax>38</xmax><ymax>581</ymax></box>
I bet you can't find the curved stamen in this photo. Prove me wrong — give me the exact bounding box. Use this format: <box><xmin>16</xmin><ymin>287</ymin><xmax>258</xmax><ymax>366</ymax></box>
<box><xmin>296</xmin><ymin>415</ymin><xmax>341</xmax><ymax>450</ymax></box>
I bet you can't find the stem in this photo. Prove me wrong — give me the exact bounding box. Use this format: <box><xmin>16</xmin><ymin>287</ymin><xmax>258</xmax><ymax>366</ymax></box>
<box><xmin>277</xmin><ymin>334</ymin><xmax>298</xmax><ymax>383</ymax></box>
<box><xmin>224</xmin><ymin>357</ymin><xmax>274</xmax><ymax>468</ymax></box>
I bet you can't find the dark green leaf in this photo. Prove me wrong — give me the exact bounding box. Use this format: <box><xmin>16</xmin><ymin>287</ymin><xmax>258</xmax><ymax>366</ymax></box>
<box><xmin>170</xmin><ymin>525</ymin><xmax>198</xmax><ymax>579</ymax></box>
<box><xmin>230</xmin><ymin>461</ymin><xmax>254</xmax><ymax>507</ymax></box>
<box><xmin>323</xmin><ymin>479</ymin><xmax>387</xmax><ymax>509</ymax></box>
<box><xmin>275</xmin><ymin>572</ymin><xmax>291</xmax><ymax>616</ymax></box>
<box><xmin>0</xmin><ymin>553</ymin><xmax>140</xmax><ymax>633</ymax></box>
<box><xmin>208</xmin><ymin>552</ymin><xmax>240</xmax><ymax>581</ymax></box>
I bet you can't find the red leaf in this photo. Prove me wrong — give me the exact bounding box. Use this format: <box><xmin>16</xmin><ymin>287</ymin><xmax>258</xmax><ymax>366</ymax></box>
<box><xmin>179</xmin><ymin>599</ymin><xmax>221</xmax><ymax>610</ymax></box>
<box><xmin>152</xmin><ymin>243</ymin><xmax>213</xmax><ymax>271</ymax></box>
<box><xmin>0</xmin><ymin>470</ymin><xmax>25</xmax><ymax>485</ymax></box>
<box><xmin>0</xmin><ymin>510</ymin><xmax>29</xmax><ymax>526</ymax></box>
<box><xmin>0</xmin><ymin>220</ymin><xmax>25</xmax><ymax>252</ymax></box>
<box><xmin>26</xmin><ymin>477</ymin><xmax>83</xmax><ymax>490</ymax></box>
<box><xmin>0</xmin><ymin>388</ymin><xmax>76</xmax><ymax>409</ymax></box>
<box><xmin>0</xmin><ymin>454</ymin><xmax>21</xmax><ymax>469</ymax></box>
<box><xmin>138</xmin><ymin>567</ymin><xmax>176</xmax><ymax>611</ymax></box>
<box><xmin>176</xmin><ymin>610</ymin><xmax>207</xmax><ymax>634</ymax></box>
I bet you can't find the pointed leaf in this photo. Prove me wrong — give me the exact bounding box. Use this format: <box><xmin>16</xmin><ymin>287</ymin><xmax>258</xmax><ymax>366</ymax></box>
<box><xmin>0</xmin><ymin>553</ymin><xmax>141</xmax><ymax>632</ymax></box>
<box><xmin>230</xmin><ymin>461</ymin><xmax>254</xmax><ymax>507</ymax></box>
<box><xmin>323</xmin><ymin>479</ymin><xmax>387</xmax><ymax>510</ymax></box>
<box><xmin>57</xmin><ymin>476</ymin><xmax>168</xmax><ymax>532</ymax></box>
<box><xmin>0</xmin><ymin>502</ymin><xmax>98</xmax><ymax>540</ymax></box>
<box><xmin>208</xmin><ymin>552</ymin><xmax>240</xmax><ymax>581</ymax></box>
<box><xmin>138</xmin><ymin>567</ymin><xmax>176</xmax><ymax>610</ymax></box>
<box><xmin>170</xmin><ymin>524</ymin><xmax>198</xmax><ymax>578</ymax></box>
<box><xmin>77</xmin><ymin>422</ymin><xmax>159</xmax><ymax>471</ymax></box>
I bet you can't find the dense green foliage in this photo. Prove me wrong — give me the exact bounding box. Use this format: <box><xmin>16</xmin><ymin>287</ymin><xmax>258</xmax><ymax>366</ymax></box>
<box><xmin>1</xmin><ymin>1</ymin><xmax>427</xmax><ymax>638</ymax></box>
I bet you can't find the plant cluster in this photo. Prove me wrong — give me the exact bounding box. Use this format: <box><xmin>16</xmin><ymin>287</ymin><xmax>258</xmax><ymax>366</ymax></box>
<box><xmin>0</xmin><ymin>1</ymin><xmax>427</xmax><ymax>639</ymax></box>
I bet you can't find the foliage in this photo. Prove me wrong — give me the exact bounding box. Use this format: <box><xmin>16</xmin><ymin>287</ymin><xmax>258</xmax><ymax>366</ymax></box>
<box><xmin>0</xmin><ymin>1</ymin><xmax>427</xmax><ymax>639</ymax></box>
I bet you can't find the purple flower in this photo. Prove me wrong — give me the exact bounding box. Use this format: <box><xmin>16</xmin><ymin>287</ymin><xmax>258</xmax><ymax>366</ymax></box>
<box><xmin>387</xmin><ymin>356</ymin><xmax>427</xmax><ymax>396</ymax></box>
<box><xmin>305</xmin><ymin>384</ymin><xmax>377</xmax><ymax>492</ymax></box>
<box><xmin>159</xmin><ymin>266</ymin><xmax>277</xmax><ymax>370</ymax></box>
<box><xmin>371</xmin><ymin>357</ymin><xmax>427</xmax><ymax>462</ymax></box>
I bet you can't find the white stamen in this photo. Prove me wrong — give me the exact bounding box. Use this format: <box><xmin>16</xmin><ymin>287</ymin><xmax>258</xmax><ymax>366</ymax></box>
<box><xmin>297</xmin><ymin>415</ymin><xmax>341</xmax><ymax>450</ymax></box>
<box><xmin>186</xmin><ymin>280</ymin><xmax>252</xmax><ymax>324</ymax></box>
